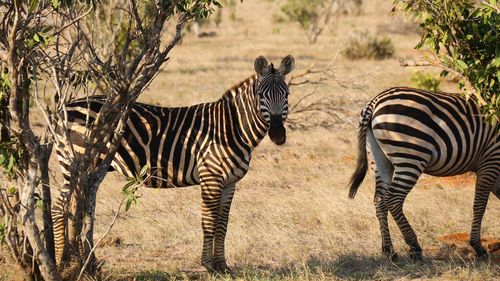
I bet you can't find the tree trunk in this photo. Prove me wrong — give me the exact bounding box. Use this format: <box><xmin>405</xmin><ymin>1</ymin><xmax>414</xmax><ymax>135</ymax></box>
<box><xmin>18</xmin><ymin>151</ymin><xmax>61</xmax><ymax>280</ymax></box>
<box><xmin>81</xmin><ymin>179</ymin><xmax>99</xmax><ymax>274</ymax></box>
<box><xmin>39</xmin><ymin>141</ymin><xmax>55</xmax><ymax>262</ymax></box>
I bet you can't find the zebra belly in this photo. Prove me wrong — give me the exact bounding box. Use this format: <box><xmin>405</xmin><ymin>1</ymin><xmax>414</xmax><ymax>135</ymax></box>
<box><xmin>111</xmin><ymin>151</ymin><xmax>201</xmax><ymax>189</ymax></box>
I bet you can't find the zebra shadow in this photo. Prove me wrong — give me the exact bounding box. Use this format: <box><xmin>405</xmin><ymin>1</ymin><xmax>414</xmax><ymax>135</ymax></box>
<box><xmin>239</xmin><ymin>249</ymin><xmax>498</xmax><ymax>280</ymax></box>
<box><xmin>121</xmin><ymin>248</ymin><xmax>499</xmax><ymax>280</ymax></box>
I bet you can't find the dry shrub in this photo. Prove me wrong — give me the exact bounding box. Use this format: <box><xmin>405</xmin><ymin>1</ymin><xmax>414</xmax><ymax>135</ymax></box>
<box><xmin>280</xmin><ymin>0</ymin><xmax>363</xmax><ymax>44</ymax></box>
<box><xmin>342</xmin><ymin>30</ymin><xmax>394</xmax><ymax>60</ymax></box>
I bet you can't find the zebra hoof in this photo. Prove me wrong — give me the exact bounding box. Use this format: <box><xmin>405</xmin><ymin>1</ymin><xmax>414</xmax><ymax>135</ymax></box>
<box><xmin>201</xmin><ymin>260</ymin><xmax>214</xmax><ymax>272</ymax></box>
<box><xmin>409</xmin><ymin>251</ymin><xmax>424</xmax><ymax>262</ymax></box>
<box><xmin>208</xmin><ymin>261</ymin><xmax>235</xmax><ymax>278</ymax></box>
<box><xmin>475</xmin><ymin>247</ymin><xmax>488</xmax><ymax>258</ymax></box>
<box><xmin>389</xmin><ymin>252</ymin><xmax>399</xmax><ymax>262</ymax></box>
<box><xmin>382</xmin><ymin>246</ymin><xmax>398</xmax><ymax>262</ymax></box>
<box><xmin>470</xmin><ymin>241</ymin><xmax>488</xmax><ymax>258</ymax></box>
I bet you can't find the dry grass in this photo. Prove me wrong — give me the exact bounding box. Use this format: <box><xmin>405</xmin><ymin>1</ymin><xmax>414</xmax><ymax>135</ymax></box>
<box><xmin>2</xmin><ymin>0</ymin><xmax>500</xmax><ymax>280</ymax></box>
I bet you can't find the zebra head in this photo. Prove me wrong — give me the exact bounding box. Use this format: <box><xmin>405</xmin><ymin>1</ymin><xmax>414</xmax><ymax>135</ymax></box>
<box><xmin>254</xmin><ymin>55</ymin><xmax>295</xmax><ymax>145</ymax></box>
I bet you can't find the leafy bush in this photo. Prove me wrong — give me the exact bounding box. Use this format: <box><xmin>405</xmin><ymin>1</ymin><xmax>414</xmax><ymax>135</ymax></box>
<box><xmin>410</xmin><ymin>71</ymin><xmax>442</xmax><ymax>91</ymax></box>
<box><xmin>342</xmin><ymin>30</ymin><xmax>395</xmax><ymax>60</ymax></box>
<box><xmin>397</xmin><ymin>0</ymin><xmax>500</xmax><ymax>121</ymax></box>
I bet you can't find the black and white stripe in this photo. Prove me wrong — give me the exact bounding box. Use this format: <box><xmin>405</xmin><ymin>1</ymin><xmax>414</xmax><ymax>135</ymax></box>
<box><xmin>52</xmin><ymin>55</ymin><xmax>295</xmax><ymax>272</ymax></box>
<box><xmin>348</xmin><ymin>87</ymin><xmax>500</xmax><ymax>260</ymax></box>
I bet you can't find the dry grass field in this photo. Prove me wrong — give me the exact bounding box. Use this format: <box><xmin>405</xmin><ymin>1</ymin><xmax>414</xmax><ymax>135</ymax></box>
<box><xmin>1</xmin><ymin>0</ymin><xmax>499</xmax><ymax>280</ymax></box>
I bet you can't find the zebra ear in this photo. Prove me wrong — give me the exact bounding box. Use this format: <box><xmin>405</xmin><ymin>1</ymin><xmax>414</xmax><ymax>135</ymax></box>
<box><xmin>254</xmin><ymin>56</ymin><xmax>269</xmax><ymax>76</ymax></box>
<box><xmin>278</xmin><ymin>55</ymin><xmax>295</xmax><ymax>75</ymax></box>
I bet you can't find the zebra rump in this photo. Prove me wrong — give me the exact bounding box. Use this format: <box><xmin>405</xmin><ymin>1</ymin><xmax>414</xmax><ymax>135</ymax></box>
<box><xmin>348</xmin><ymin>87</ymin><xmax>499</xmax><ymax>260</ymax></box>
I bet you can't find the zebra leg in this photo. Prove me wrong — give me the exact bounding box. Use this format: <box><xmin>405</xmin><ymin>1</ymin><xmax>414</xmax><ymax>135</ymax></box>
<box><xmin>385</xmin><ymin>169</ymin><xmax>423</xmax><ymax>261</ymax></box>
<box><xmin>52</xmin><ymin>188</ymin><xmax>69</xmax><ymax>265</ymax></box>
<box><xmin>213</xmin><ymin>184</ymin><xmax>236</xmax><ymax>274</ymax></box>
<box><xmin>374</xmin><ymin>181</ymin><xmax>397</xmax><ymax>260</ymax></box>
<box><xmin>200</xmin><ymin>176</ymin><xmax>224</xmax><ymax>272</ymax></box>
<box><xmin>368</xmin><ymin>129</ymin><xmax>397</xmax><ymax>259</ymax></box>
<box><xmin>469</xmin><ymin>174</ymin><xmax>493</xmax><ymax>257</ymax></box>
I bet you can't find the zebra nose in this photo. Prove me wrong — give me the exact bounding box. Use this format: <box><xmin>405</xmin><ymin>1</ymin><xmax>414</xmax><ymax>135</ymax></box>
<box><xmin>269</xmin><ymin>115</ymin><xmax>286</xmax><ymax>145</ymax></box>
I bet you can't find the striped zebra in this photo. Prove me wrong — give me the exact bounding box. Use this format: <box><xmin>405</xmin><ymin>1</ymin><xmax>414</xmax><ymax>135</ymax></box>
<box><xmin>52</xmin><ymin>55</ymin><xmax>295</xmax><ymax>273</ymax></box>
<box><xmin>348</xmin><ymin>87</ymin><xmax>500</xmax><ymax>260</ymax></box>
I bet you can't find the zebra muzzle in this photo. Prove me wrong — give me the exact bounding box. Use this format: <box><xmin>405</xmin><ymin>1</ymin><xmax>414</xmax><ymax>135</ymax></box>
<box><xmin>269</xmin><ymin>115</ymin><xmax>286</xmax><ymax>145</ymax></box>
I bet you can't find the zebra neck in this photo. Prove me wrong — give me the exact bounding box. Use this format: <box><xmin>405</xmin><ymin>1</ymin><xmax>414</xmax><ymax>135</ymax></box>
<box><xmin>222</xmin><ymin>75</ymin><xmax>269</xmax><ymax>149</ymax></box>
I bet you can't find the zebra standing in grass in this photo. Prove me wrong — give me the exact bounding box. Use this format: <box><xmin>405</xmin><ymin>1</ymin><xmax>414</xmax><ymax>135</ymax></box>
<box><xmin>348</xmin><ymin>87</ymin><xmax>499</xmax><ymax>260</ymax></box>
<box><xmin>52</xmin><ymin>55</ymin><xmax>295</xmax><ymax>273</ymax></box>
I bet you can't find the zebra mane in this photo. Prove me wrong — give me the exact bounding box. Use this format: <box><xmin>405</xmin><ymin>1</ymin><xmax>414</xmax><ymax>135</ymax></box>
<box><xmin>220</xmin><ymin>74</ymin><xmax>258</xmax><ymax>102</ymax></box>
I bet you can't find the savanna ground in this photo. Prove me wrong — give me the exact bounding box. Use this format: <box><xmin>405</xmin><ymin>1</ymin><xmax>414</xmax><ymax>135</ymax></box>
<box><xmin>1</xmin><ymin>0</ymin><xmax>500</xmax><ymax>280</ymax></box>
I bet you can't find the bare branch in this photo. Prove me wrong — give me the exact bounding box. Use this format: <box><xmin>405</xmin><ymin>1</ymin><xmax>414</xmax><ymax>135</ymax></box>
<box><xmin>53</xmin><ymin>5</ymin><xmax>93</xmax><ymax>36</ymax></box>
<box><xmin>398</xmin><ymin>56</ymin><xmax>480</xmax><ymax>101</ymax></box>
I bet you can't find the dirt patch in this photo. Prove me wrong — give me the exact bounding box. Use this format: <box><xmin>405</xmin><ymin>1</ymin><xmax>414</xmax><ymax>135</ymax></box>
<box><xmin>435</xmin><ymin>233</ymin><xmax>500</xmax><ymax>264</ymax></box>
<box><xmin>419</xmin><ymin>173</ymin><xmax>476</xmax><ymax>189</ymax></box>
<box><xmin>340</xmin><ymin>155</ymin><xmax>355</xmax><ymax>163</ymax></box>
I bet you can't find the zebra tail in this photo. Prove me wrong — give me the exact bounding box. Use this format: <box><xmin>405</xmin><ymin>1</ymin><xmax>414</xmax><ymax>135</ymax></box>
<box><xmin>348</xmin><ymin>104</ymin><xmax>372</xmax><ymax>199</ymax></box>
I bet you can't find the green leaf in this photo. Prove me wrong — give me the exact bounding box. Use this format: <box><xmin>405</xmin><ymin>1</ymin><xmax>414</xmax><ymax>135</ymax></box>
<box><xmin>125</xmin><ymin>199</ymin><xmax>132</xmax><ymax>212</ymax></box>
<box><xmin>455</xmin><ymin>60</ymin><xmax>468</xmax><ymax>71</ymax></box>
<box><xmin>35</xmin><ymin>198</ymin><xmax>44</xmax><ymax>210</ymax></box>
<box><xmin>29</xmin><ymin>0</ymin><xmax>39</xmax><ymax>13</ymax></box>
<box><xmin>27</xmin><ymin>39</ymin><xmax>35</xmax><ymax>49</ymax></box>
<box><xmin>122</xmin><ymin>180</ymin><xmax>136</xmax><ymax>192</ymax></box>
<box><xmin>7</xmin><ymin>186</ymin><xmax>16</xmax><ymax>195</ymax></box>
<box><xmin>52</xmin><ymin>0</ymin><xmax>60</xmax><ymax>9</ymax></box>
<box><xmin>33</xmin><ymin>33</ymin><xmax>40</xmax><ymax>43</ymax></box>
<box><xmin>139</xmin><ymin>164</ymin><xmax>149</xmax><ymax>178</ymax></box>
<box><xmin>7</xmin><ymin>154</ymin><xmax>14</xmax><ymax>173</ymax></box>
<box><xmin>0</xmin><ymin>222</ymin><xmax>5</xmax><ymax>243</ymax></box>
<box><xmin>41</xmin><ymin>26</ymin><xmax>53</xmax><ymax>33</ymax></box>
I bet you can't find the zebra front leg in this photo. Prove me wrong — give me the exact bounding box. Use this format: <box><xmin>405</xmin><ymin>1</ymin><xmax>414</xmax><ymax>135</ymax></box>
<box><xmin>469</xmin><ymin>175</ymin><xmax>493</xmax><ymax>257</ymax></box>
<box><xmin>200</xmin><ymin>177</ymin><xmax>223</xmax><ymax>272</ymax></box>
<box><xmin>385</xmin><ymin>173</ymin><xmax>423</xmax><ymax>261</ymax></box>
<box><xmin>213</xmin><ymin>184</ymin><xmax>236</xmax><ymax>274</ymax></box>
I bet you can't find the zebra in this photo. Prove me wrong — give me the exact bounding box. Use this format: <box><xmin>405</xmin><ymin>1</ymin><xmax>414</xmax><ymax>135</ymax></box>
<box><xmin>52</xmin><ymin>55</ymin><xmax>295</xmax><ymax>273</ymax></box>
<box><xmin>348</xmin><ymin>87</ymin><xmax>500</xmax><ymax>260</ymax></box>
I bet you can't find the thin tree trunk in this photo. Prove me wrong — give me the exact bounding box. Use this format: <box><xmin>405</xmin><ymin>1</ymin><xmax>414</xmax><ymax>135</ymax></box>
<box><xmin>19</xmin><ymin>152</ymin><xmax>61</xmax><ymax>280</ymax></box>
<box><xmin>39</xmin><ymin>141</ymin><xmax>55</xmax><ymax>262</ymax></box>
<box><xmin>81</xmin><ymin>179</ymin><xmax>98</xmax><ymax>274</ymax></box>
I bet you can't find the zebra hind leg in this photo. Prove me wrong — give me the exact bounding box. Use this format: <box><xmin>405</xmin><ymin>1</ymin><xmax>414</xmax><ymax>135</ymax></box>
<box><xmin>385</xmin><ymin>167</ymin><xmax>424</xmax><ymax>261</ymax></box>
<box><xmin>469</xmin><ymin>173</ymin><xmax>494</xmax><ymax>257</ymax></box>
<box><xmin>374</xmin><ymin>177</ymin><xmax>397</xmax><ymax>260</ymax></box>
<box><xmin>368</xmin><ymin>128</ymin><xmax>397</xmax><ymax>260</ymax></box>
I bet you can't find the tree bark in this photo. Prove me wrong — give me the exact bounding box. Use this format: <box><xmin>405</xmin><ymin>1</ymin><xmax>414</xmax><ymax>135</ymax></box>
<box><xmin>18</xmin><ymin>149</ymin><xmax>61</xmax><ymax>280</ymax></box>
<box><xmin>40</xmin><ymin>141</ymin><xmax>55</xmax><ymax>262</ymax></box>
